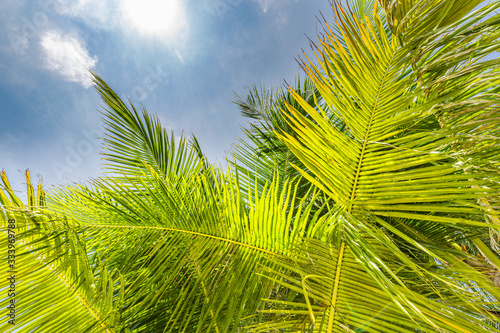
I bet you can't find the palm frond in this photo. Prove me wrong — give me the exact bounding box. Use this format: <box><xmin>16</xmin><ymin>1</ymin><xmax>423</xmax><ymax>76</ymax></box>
<box><xmin>90</xmin><ymin>72</ymin><xmax>203</xmax><ymax>179</ymax></box>
<box><xmin>0</xmin><ymin>171</ymin><xmax>123</xmax><ymax>332</ymax></box>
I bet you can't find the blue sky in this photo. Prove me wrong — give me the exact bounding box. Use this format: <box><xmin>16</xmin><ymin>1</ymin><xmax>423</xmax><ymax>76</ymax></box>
<box><xmin>0</xmin><ymin>0</ymin><xmax>332</xmax><ymax>193</ymax></box>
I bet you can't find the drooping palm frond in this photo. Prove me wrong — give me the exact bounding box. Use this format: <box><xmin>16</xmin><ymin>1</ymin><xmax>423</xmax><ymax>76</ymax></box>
<box><xmin>48</xmin><ymin>166</ymin><xmax>329</xmax><ymax>331</ymax></box>
<box><xmin>28</xmin><ymin>75</ymin><xmax>333</xmax><ymax>332</ymax></box>
<box><xmin>91</xmin><ymin>71</ymin><xmax>203</xmax><ymax>179</ymax></box>
<box><xmin>5</xmin><ymin>90</ymin><xmax>318</xmax><ymax>331</ymax></box>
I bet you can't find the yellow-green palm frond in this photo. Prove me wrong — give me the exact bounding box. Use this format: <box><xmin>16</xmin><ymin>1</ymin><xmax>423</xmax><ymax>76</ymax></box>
<box><xmin>0</xmin><ymin>171</ymin><xmax>125</xmax><ymax>332</ymax></box>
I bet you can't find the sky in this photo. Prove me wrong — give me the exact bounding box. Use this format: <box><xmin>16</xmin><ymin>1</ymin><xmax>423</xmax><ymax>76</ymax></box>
<box><xmin>0</xmin><ymin>0</ymin><xmax>333</xmax><ymax>194</ymax></box>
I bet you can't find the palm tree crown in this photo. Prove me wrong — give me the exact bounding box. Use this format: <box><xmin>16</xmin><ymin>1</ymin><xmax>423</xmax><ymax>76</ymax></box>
<box><xmin>1</xmin><ymin>0</ymin><xmax>500</xmax><ymax>332</ymax></box>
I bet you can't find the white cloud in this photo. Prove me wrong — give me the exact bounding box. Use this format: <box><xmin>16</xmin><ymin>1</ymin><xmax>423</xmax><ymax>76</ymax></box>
<box><xmin>40</xmin><ymin>31</ymin><xmax>97</xmax><ymax>88</ymax></box>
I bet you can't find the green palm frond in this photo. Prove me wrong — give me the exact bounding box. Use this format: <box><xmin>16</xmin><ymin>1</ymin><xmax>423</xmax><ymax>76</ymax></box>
<box><xmin>279</xmin><ymin>0</ymin><xmax>499</xmax><ymax>225</ymax></box>
<box><xmin>48</xmin><ymin>164</ymin><xmax>326</xmax><ymax>331</ymax></box>
<box><xmin>91</xmin><ymin>72</ymin><xmax>203</xmax><ymax>179</ymax></box>
<box><xmin>267</xmin><ymin>0</ymin><xmax>500</xmax><ymax>330</ymax></box>
<box><xmin>39</xmin><ymin>80</ymin><xmax>325</xmax><ymax>331</ymax></box>
<box><xmin>230</xmin><ymin>77</ymin><xmax>319</xmax><ymax>206</ymax></box>
<box><xmin>0</xmin><ymin>171</ymin><xmax>125</xmax><ymax>332</ymax></box>
<box><xmin>254</xmin><ymin>236</ymin><xmax>500</xmax><ymax>332</ymax></box>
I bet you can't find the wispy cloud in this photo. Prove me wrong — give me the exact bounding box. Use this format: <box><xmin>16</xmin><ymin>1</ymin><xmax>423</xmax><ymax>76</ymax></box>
<box><xmin>55</xmin><ymin>0</ymin><xmax>121</xmax><ymax>29</ymax></box>
<box><xmin>253</xmin><ymin>0</ymin><xmax>274</xmax><ymax>13</ymax></box>
<box><xmin>251</xmin><ymin>0</ymin><xmax>296</xmax><ymax>14</ymax></box>
<box><xmin>39</xmin><ymin>30</ymin><xmax>97</xmax><ymax>88</ymax></box>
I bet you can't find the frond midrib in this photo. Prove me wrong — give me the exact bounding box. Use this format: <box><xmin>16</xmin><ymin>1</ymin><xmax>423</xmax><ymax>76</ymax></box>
<box><xmin>347</xmin><ymin>51</ymin><xmax>398</xmax><ymax>212</ymax></box>
<box><xmin>81</xmin><ymin>223</ymin><xmax>281</xmax><ymax>257</ymax></box>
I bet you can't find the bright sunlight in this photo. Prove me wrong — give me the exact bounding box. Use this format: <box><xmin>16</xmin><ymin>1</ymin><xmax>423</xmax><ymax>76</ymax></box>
<box><xmin>121</xmin><ymin>0</ymin><xmax>186</xmax><ymax>38</ymax></box>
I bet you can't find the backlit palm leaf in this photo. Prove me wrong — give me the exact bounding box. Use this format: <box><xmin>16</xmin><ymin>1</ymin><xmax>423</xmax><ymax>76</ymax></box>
<box><xmin>1</xmin><ymin>0</ymin><xmax>499</xmax><ymax>332</ymax></box>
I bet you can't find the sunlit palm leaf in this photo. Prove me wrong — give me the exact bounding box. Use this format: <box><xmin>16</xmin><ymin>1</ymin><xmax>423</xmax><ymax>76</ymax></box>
<box><xmin>0</xmin><ymin>171</ymin><xmax>123</xmax><ymax>332</ymax></box>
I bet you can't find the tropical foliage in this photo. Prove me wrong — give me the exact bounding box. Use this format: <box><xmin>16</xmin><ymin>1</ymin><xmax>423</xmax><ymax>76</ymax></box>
<box><xmin>1</xmin><ymin>0</ymin><xmax>500</xmax><ymax>331</ymax></box>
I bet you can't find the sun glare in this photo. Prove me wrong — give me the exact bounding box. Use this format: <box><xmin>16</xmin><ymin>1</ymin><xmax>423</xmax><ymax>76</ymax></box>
<box><xmin>121</xmin><ymin>0</ymin><xmax>186</xmax><ymax>38</ymax></box>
